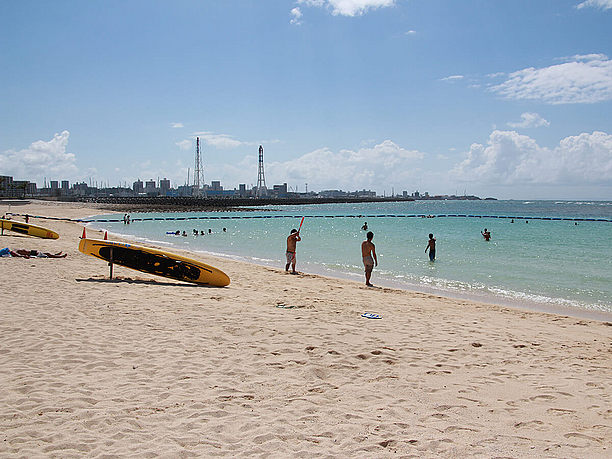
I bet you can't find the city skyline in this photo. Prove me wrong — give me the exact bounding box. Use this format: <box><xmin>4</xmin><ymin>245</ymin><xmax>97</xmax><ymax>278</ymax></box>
<box><xmin>1</xmin><ymin>1</ymin><xmax>611</xmax><ymax>200</ymax></box>
<box><xmin>0</xmin><ymin>171</ymin><xmax>404</xmax><ymax>200</ymax></box>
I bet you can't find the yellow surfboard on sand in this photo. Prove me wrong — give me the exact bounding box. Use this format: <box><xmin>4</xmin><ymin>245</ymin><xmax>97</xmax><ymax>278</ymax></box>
<box><xmin>0</xmin><ymin>219</ymin><xmax>60</xmax><ymax>239</ymax></box>
<box><xmin>78</xmin><ymin>238</ymin><xmax>230</xmax><ymax>287</ymax></box>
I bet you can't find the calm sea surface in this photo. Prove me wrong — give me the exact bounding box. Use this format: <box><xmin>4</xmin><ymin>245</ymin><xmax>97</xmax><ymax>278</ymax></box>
<box><xmin>85</xmin><ymin>200</ymin><xmax>612</xmax><ymax>317</ymax></box>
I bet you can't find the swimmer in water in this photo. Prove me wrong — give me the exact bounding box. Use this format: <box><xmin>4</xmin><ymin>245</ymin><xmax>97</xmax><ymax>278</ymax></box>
<box><xmin>425</xmin><ymin>233</ymin><xmax>436</xmax><ymax>261</ymax></box>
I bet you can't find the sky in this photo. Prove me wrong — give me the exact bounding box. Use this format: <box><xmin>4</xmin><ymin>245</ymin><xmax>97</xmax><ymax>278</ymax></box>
<box><xmin>1</xmin><ymin>0</ymin><xmax>611</xmax><ymax>200</ymax></box>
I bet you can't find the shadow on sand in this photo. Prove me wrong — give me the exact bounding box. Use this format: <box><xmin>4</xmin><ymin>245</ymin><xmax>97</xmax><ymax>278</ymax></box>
<box><xmin>75</xmin><ymin>276</ymin><xmax>220</xmax><ymax>287</ymax></box>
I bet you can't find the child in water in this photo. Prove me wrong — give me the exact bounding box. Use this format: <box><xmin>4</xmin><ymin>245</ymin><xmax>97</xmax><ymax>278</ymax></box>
<box><xmin>425</xmin><ymin>233</ymin><xmax>436</xmax><ymax>261</ymax></box>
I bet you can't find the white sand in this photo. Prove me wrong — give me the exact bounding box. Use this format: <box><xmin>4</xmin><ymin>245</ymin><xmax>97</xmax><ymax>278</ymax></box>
<box><xmin>1</xmin><ymin>201</ymin><xmax>610</xmax><ymax>458</ymax></box>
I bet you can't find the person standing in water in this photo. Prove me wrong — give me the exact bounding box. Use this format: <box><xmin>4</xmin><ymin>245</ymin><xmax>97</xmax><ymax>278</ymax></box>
<box><xmin>285</xmin><ymin>228</ymin><xmax>301</xmax><ymax>274</ymax></box>
<box><xmin>361</xmin><ymin>231</ymin><xmax>377</xmax><ymax>287</ymax></box>
<box><xmin>481</xmin><ymin>228</ymin><xmax>491</xmax><ymax>241</ymax></box>
<box><xmin>425</xmin><ymin>233</ymin><xmax>436</xmax><ymax>261</ymax></box>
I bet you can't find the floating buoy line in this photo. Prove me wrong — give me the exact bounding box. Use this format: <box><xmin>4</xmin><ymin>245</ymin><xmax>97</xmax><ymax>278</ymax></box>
<box><xmin>7</xmin><ymin>212</ymin><xmax>612</xmax><ymax>223</ymax></box>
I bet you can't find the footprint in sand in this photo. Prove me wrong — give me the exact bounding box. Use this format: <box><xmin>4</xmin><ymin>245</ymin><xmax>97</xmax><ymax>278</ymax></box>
<box><xmin>378</xmin><ymin>439</ymin><xmax>396</xmax><ymax>448</ymax></box>
<box><xmin>563</xmin><ymin>432</ymin><xmax>602</xmax><ymax>443</ymax></box>
<box><xmin>444</xmin><ymin>425</ymin><xmax>479</xmax><ymax>433</ymax></box>
<box><xmin>547</xmin><ymin>408</ymin><xmax>576</xmax><ymax>416</ymax></box>
<box><xmin>514</xmin><ymin>420</ymin><xmax>544</xmax><ymax>428</ymax></box>
<box><xmin>435</xmin><ymin>404</ymin><xmax>467</xmax><ymax>411</ymax></box>
<box><xmin>529</xmin><ymin>394</ymin><xmax>556</xmax><ymax>401</ymax></box>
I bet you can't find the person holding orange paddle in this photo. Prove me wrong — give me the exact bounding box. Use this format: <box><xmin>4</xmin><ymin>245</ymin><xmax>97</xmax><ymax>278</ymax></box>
<box><xmin>285</xmin><ymin>217</ymin><xmax>304</xmax><ymax>274</ymax></box>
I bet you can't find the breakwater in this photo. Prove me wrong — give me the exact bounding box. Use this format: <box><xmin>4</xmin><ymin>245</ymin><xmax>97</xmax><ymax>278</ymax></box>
<box><xmin>64</xmin><ymin>195</ymin><xmax>419</xmax><ymax>211</ymax></box>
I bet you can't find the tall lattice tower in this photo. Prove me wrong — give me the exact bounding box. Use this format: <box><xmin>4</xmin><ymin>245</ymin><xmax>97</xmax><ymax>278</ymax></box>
<box><xmin>256</xmin><ymin>145</ymin><xmax>267</xmax><ymax>197</ymax></box>
<box><xmin>193</xmin><ymin>137</ymin><xmax>205</xmax><ymax>197</ymax></box>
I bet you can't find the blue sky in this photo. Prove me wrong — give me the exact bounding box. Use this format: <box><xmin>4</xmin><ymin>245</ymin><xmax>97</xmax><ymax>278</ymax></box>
<box><xmin>1</xmin><ymin>0</ymin><xmax>611</xmax><ymax>199</ymax></box>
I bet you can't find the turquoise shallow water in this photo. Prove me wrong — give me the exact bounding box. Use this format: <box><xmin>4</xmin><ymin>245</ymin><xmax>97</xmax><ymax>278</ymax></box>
<box><xmin>85</xmin><ymin>200</ymin><xmax>612</xmax><ymax>316</ymax></box>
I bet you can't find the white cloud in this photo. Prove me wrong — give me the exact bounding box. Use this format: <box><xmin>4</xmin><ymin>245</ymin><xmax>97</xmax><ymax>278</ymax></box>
<box><xmin>265</xmin><ymin>140</ymin><xmax>425</xmax><ymax>190</ymax></box>
<box><xmin>405</xmin><ymin>30</ymin><xmax>416</xmax><ymax>35</ymax></box>
<box><xmin>298</xmin><ymin>0</ymin><xmax>395</xmax><ymax>17</ymax></box>
<box><xmin>206</xmin><ymin>140</ymin><xmax>424</xmax><ymax>191</ymax></box>
<box><xmin>190</xmin><ymin>132</ymin><xmax>280</xmax><ymax>150</ymax></box>
<box><xmin>193</xmin><ymin>132</ymin><xmax>248</xmax><ymax>149</ymax></box>
<box><xmin>564</xmin><ymin>53</ymin><xmax>609</xmax><ymax>62</ymax></box>
<box><xmin>176</xmin><ymin>139</ymin><xmax>192</xmax><ymax>150</ymax></box>
<box><xmin>0</xmin><ymin>131</ymin><xmax>78</xmax><ymax>183</ymax></box>
<box><xmin>170</xmin><ymin>122</ymin><xmax>184</xmax><ymax>128</ymax></box>
<box><xmin>490</xmin><ymin>54</ymin><xmax>612</xmax><ymax>104</ymax></box>
<box><xmin>290</xmin><ymin>7</ymin><xmax>303</xmax><ymax>25</ymax></box>
<box><xmin>144</xmin><ymin>132</ymin><xmax>612</xmax><ymax>196</ymax></box>
<box><xmin>507</xmin><ymin>112</ymin><xmax>550</xmax><ymax>129</ymax></box>
<box><xmin>299</xmin><ymin>0</ymin><xmax>325</xmax><ymax>6</ymax></box>
<box><xmin>452</xmin><ymin>130</ymin><xmax>612</xmax><ymax>186</ymax></box>
<box><xmin>440</xmin><ymin>75</ymin><xmax>464</xmax><ymax>82</ymax></box>
<box><xmin>576</xmin><ymin>0</ymin><xmax>612</xmax><ymax>10</ymax></box>
<box><xmin>206</xmin><ymin>155</ymin><xmax>258</xmax><ymax>188</ymax></box>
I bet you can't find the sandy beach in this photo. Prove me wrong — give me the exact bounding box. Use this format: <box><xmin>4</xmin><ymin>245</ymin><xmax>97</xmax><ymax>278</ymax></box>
<box><xmin>1</xmin><ymin>200</ymin><xmax>610</xmax><ymax>458</ymax></box>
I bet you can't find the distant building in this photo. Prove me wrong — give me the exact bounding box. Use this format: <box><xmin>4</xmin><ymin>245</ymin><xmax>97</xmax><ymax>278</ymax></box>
<box><xmin>272</xmin><ymin>183</ymin><xmax>288</xmax><ymax>197</ymax></box>
<box><xmin>177</xmin><ymin>185</ymin><xmax>192</xmax><ymax>197</ymax></box>
<box><xmin>159</xmin><ymin>178</ymin><xmax>171</xmax><ymax>195</ymax></box>
<box><xmin>276</xmin><ymin>183</ymin><xmax>288</xmax><ymax>193</ymax></box>
<box><xmin>72</xmin><ymin>182</ymin><xmax>90</xmax><ymax>196</ymax></box>
<box><xmin>26</xmin><ymin>182</ymin><xmax>37</xmax><ymax>195</ymax></box>
<box><xmin>133</xmin><ymin>179</ymin><xmax>144</xmax><ymax>194</ymax></box>
<box><xmin>0</xmin><ymin>175</ymin><xmax>29</xmax><ymax>197</ymax></box>
<box><xmin>50</xmin><ymin>180</ymin><xmax>59</xmax><ymax>190</ymax></box>
<box><xmin>319</xmin><ymin>190</ymin><xmax>346</xmax><ymax>198</ymax></box>
<box><xmin>354</xmin><ymin>189</ymin><xmax>376</xmax><ymax>198</ymax></box>
<box><xmin>0</xmin><ymin>176</ymin><xmax>13</xmax><ymax>195</ymax></box>
<box><xmin>319</xmin><ymin>189</ymin><xmax>376</xmax><ymax>198</ymax></box>
<box><xmin>239</xmin><ymin>184</ymin><xmax>247</xmax><ymax>197</ymax></box>
<box><xmin>211</xmin><ymin>181</ymin><xmax>222</xmax><ymax>191</ymax></box>
<box><xmin>11</xmin><ymin>181</ymin><xmax>30</xmax><ymax>197</ymax></box>
<box><xmin>145</xmin><ymin>179</ymin><xmax>156</xmax><ymax>194</ymax></box>
<box><xmin>61</xmin><ymin>180</ymin><xmax>69</xmax><ymax>191</ymax></box>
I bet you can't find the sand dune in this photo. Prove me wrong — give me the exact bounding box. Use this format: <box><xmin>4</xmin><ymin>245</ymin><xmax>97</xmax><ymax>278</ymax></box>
<box><xmin>1</xmin><ymin>201</ymin><xmax>610</xmax><ymax>457</ymax></box>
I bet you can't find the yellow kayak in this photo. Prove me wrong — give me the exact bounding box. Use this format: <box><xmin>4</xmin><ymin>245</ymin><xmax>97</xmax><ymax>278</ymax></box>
<box><xmin>79</xmin><ymin>238</ymin><xmax>230</xmax><ymax>287</ymax></box>
<box><xmin>0</xmin><ymin>219</ymin><xmax>59</xmax><ymax>239</ymax></box>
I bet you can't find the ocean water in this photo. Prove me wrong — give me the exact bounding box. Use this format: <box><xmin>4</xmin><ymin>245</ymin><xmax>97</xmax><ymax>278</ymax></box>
<box><xmin>85</xmin><ymin>200</ymin><xmax>612</xmax><ymax>317</ymax></box>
